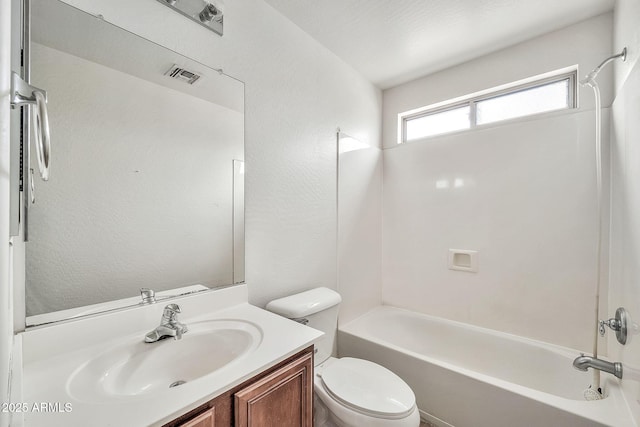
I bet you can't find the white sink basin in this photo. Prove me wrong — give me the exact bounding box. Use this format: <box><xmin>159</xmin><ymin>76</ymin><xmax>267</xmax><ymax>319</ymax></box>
<box><xmin>67</xmin><ymin>319</ymin><xmax>262</xmax><ymax>402</ymax></box>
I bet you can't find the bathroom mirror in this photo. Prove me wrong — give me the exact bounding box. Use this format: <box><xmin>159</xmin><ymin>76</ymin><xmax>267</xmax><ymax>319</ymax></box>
<box><xmin>25</xmin><ymin>0</ymin><xmax>244</xmax><ymax>325</ymax></box>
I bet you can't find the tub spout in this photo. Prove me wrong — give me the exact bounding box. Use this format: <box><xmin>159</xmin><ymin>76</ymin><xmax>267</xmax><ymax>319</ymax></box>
<box><xmin>573</xmin><ymin>354</ymin><xmax>623</xmax><ymax>379</ymax></box>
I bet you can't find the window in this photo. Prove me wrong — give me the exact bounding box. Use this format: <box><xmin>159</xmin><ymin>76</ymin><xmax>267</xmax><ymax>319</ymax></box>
<box><xmin>400</xmin><ymin>70</ymin><xmax>576</xmax><ymax>143</ymax></box>
<box><xmin>405</xmin><ymin>105</ymin><xmax>470</xmax><ymax>140</ymax></box>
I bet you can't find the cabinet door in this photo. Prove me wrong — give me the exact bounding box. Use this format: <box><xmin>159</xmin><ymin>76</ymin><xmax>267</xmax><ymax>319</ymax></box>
<box><xmin>234</xmin><ymin>351</ymin><xmax>313</xmax><ymax>427</ymax></box>
<box><xmin>176</xmin><ymin>407</ymin><xmax>215</xmax><ymax>427</ymax></box>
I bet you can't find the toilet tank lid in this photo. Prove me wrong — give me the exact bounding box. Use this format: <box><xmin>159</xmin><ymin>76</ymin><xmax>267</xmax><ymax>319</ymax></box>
<box><xmin>265</xmin><ymin>287</ymin><xmax>341</xmax><ymax>318</ymax></box>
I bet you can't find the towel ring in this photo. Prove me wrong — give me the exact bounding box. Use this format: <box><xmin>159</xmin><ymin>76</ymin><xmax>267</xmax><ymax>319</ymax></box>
<box><xmin>32</xmin><ymin>90</ymin><xmax>51</xmax><ymax>181</ymax></box>
<box><xmin>10</xmin><ymin>72</ymin><xmax>51</xmax><ymax>181</ymax></box>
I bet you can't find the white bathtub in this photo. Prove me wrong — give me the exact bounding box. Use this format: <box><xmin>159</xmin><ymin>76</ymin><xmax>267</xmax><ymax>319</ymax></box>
<box><xmin>337</xmin><ymin>306</ymin><xmax>634</xmax><ymax>427</ymax></box>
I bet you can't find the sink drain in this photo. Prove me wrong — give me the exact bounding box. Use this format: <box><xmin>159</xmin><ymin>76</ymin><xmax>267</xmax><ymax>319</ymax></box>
<box><xmin>169</xmin><ymin>380</ymin><xmax>187</xmax><ymax>388</ymax></box>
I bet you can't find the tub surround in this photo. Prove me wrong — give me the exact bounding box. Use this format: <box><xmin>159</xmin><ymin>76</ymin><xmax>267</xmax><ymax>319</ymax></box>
<box><xmin>17</xmin><ymin>284</ymin><xmax>322</xmax><ymax>427</ymax></box>
<box><xmin>338</xmin><ymin>306</ymin><xmax>634</xmax><ymax>427</ymax></box>
<box><xmin>380</xmin><ymin>14</ymin><xmax>613</xmax><ymax>353</ymax></box>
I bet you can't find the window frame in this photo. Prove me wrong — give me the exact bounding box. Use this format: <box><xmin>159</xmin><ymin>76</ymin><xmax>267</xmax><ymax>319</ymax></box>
<box><xmin>399</xmin><ymin>70</ymin><xmax>577</xmax><ymax>144</ymax></box>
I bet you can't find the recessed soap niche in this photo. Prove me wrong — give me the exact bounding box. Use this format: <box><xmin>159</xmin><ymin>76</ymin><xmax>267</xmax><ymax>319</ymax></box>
<box><xmin>448</xmin><ymin>249</ymin><xmax>478</xmax><ymax>273</ymax></box>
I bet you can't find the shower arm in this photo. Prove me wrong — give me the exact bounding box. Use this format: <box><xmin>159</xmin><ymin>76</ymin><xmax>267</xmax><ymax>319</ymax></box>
<box><xmin>581</xmin><ymin>48</ymin><xmax>628</xmax><ymax>84</ymax></box>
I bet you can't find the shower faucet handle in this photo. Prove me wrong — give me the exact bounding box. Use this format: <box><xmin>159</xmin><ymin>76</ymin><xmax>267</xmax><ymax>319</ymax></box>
<box><xmin>598</xmin><ymin>307</ymin><xmax>628</xmax><ymax>345</ymax></box>
<box><xmin>599</xmin><ymin>318</ymin><xmax>619</xmax><ymax>336</ymax></box>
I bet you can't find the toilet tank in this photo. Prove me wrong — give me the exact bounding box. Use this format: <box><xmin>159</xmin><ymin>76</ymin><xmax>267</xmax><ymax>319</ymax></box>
<box><xmin>266</xmin><ymin>287</ymin><xmax>341</xmax><ymax>365</ymax></box>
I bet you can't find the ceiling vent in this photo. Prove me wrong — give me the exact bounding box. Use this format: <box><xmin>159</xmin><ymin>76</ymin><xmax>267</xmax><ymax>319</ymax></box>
<box><xmin>165</xmin><ymin>64</ymin><xmax>201</xmax><ymax>84</ymax></box>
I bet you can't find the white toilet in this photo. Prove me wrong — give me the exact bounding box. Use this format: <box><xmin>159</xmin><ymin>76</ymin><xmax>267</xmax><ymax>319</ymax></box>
<box><xmin>266</xmin><ymin>287</ymin><xmax>420</xmax><ymax>427</ymax></box>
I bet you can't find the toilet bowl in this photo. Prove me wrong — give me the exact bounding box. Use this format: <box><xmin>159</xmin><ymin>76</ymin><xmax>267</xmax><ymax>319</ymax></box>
<box><xmin>314</xmin><ymin>357</ymin><xmax>420</xmax><ymax>427</ymax></box>
<box><xmin>266</xmin><ymin>287</ymin><xmax>420</xmax><ymax>427</ymax></box>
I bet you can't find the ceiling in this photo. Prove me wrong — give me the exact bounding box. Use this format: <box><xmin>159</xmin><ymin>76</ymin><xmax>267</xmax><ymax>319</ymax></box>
<box><xmin>264</xmin><ymin>0</ymin><xmax>614</xmax><ymax>89</ymax></box>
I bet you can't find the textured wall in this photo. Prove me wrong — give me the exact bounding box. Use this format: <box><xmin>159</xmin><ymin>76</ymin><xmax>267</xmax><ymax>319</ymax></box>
<box><xmin>381</xmin><ymin>15</ymin><xmax>614</xmax><ymax>351</ymax></box>
<box><xmin>609</xmin><ymin>0</ymin><xmax>640</xmax><ymax>422</ymax></box>
<box><xmin>0</xmin><ymin>0</ymin><xmax>13</xmax><ymax>425</ymax></box>
<box><xmin>21</xmin><ymin>0</ymin><xmax>381</xmax><ymax>309</ymax></box>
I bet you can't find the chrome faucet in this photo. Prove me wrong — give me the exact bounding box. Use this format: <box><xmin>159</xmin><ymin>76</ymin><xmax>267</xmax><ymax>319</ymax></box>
<box><xmin>140</xmin><ymin>288</ymin><xmax>156</xmax><ymax>305</ymax></box>
<box><xmin>573</xmin><ymin>354</ymin><xmax>623</xmax><ymax>379</ymax></box>
<box><xmin>144</xmin><ymin>304</ymin><xmax>188</xmax><ymax>343</ymax></box>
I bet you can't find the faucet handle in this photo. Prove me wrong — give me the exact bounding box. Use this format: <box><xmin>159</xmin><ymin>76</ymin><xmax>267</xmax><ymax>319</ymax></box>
<box><xmin>165</xmin><ymin>303</ymin><xmax>181</xmax><ymax>313</ymax></box>
<box><xmin>601</xmin><ymin>317</ymin><xmax>622</xmax><ymax>332</ymax></box>
<box><xmin>599</xmin><ymin>319</ymin><xmax>606</xmax><ymax>336</ymax></box>
<box><xmin>599</xmin><ymin>307</ymin><xmax>628</xmax><ymax>345</ymax></box>
<box><xmin>163</xmin><ymin>304</ymin><xmax>182</xmax><ymax>321</ymax></box>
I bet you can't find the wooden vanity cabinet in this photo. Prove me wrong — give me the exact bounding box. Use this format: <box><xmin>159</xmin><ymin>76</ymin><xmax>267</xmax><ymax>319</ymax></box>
<box><xmin>165</xmin><ymin>346</ymin><xmax>313</xmax><ymax>427</ymax></box>
<box><xmin>177</xmin><ymin>408</ymin><xmax>216</xmax><ymax>427</ymax></box>
<box><xmin>234</xmin><ymin>348</ymin><xmax>313</xmax><ymax>427</ymax></box>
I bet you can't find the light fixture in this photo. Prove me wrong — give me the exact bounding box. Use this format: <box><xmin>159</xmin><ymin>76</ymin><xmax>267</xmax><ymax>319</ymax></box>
<box><xmin>199</xmin><ymin>3</ymin><xmax>221</xmax><ymax>23</ymax></box>
<box><xmin>156</xmin><ymin>0</ymin><xmax>224</xmax><ymax>36</ymax></box>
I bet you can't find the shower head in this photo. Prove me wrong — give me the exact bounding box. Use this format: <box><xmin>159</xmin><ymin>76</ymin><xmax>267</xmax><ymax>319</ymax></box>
<box><xmin>579</xmin><ymin>74</ymin><xmax>597</xmax><ymax>88</ymax></box>
<box><xmin>580</xmin><ymin>47</ymin><xmax>627</xmax><ymax>87</ymax></box>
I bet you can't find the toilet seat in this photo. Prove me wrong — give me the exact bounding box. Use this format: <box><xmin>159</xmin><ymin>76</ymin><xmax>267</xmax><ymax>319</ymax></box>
<box><xmin>319</xmin><ymin>357</ymin><xmax>416</xmax><ymax>419</ymax></box>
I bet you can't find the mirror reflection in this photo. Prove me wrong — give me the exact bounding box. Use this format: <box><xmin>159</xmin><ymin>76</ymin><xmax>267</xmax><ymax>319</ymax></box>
<box><xmin>25</xmin><ymin>0</ymin><xmax>244</xmax><ymax>325</ymax></box>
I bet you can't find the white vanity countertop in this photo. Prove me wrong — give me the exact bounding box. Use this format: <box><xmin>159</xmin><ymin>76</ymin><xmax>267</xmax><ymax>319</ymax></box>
<box><xmin>18</xmin><ymin>284</ymin><xmax>323</xmax><ymax>427</ymax></box>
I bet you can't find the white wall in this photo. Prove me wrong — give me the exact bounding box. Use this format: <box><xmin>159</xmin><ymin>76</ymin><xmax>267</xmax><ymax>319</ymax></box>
<box><xmin>23</xmin><ymin>0</ymin><xmax>381</xmax><ymax>308</ymax></box>
<box><xmin>609</xmin><ymin>0</ymin><xmax>640</xmax><ymax>422</ymax></box>
<box><xmin>383</xmin><ymin>13</ymin><xmax>614</xmax><ymax>150</ymax></box>
<box><xmin>0</xmin><ymin>0</ymin><xmax>13</xmax><ymax>425</ymax></box>
<box><xmin>381</xmin><ymin>14</ymin><xmax>613</xmax><ymax>351</ymax></box>
<box><xmin>338</xmin><ymin>143</ymin><xmax>382</xmax><ymax>325</ymax></box>
<box><xmin>613</xmin><ymin>0</ymin><xmax>640</xmax><ymax>91</ymax></box>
